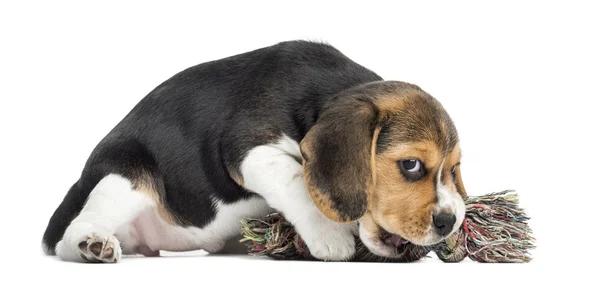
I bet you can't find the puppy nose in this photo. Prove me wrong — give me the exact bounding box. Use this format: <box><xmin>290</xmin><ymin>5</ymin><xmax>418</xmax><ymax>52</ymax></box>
<box><xmin>433</xmin><ymin>213</ymin><xmax>456</xmax><ymax>237</ymax></box>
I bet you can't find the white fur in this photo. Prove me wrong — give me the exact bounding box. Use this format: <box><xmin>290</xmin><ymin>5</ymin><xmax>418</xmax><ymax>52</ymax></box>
<box><xmin>55</xmin><ymin>173</ymin><xmax>273</xmax><ymax>263</ymax></box>
<box><xmin>435</xmin><ymin>160</ymin><xmax>454</xmax><ymax>210</ymax></box>
<box><xmin>393</xmin><ymin>162</ymin><xmax>467</xmax><ymax>246</ymax></box>
<box><xmin>124</xmin><ymin>196</ymin><xmax>271</xmax><ymax>254</ymax></box>
<box><xmin>358</xmin><ymin>223</ymin><xmax>395</xmax><ymax>257</ymax></box>
<box><xmin>56</xmin><ymin>174</ymin><xmax>151</xmax><ymax>262</ymax></box>
<box><xmin>240</xmin><ymin>135</ymin><xmax>358</xmax><ymax>261</ymax></box>
<box><xmin>434</xmin><ymin>161</ymin><xmax>466</xmax><ymax>239</ymax></box>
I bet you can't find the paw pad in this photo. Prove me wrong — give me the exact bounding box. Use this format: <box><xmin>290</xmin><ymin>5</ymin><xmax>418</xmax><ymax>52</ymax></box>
<box><xmin>78</xmin><ymin>235</ymin><xmax>121</xmax><ymax>263</ymax></box>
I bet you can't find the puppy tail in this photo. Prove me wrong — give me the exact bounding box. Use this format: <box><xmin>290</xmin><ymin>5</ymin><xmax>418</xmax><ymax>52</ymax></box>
<box><xmin>41</xmin><ymin>180</ymin><xmax>90</xmax><ymax>255</ymax></box>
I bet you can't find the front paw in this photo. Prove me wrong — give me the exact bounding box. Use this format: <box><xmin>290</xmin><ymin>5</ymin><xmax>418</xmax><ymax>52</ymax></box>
<box><xmin>301</xmin><ymin>223</ymin><xmax>356</xmax><ymax>261</ymax></box>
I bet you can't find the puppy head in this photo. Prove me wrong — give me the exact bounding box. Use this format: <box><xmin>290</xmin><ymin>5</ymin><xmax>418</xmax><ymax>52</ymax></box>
<box><xmin>300</xmin><ymin>81</ymin><xmax>466</xmax><ymax>259</ymax></box>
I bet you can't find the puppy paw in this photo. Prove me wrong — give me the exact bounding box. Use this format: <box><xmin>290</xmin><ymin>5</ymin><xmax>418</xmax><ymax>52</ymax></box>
<box><xmin>78</xmin><ymin>234</ymin><xmax>122</xmax><ymax>263</ymax></box>
<box><xmin>301</xmin><ymin>221</ymin><xmax>356</xmax><ymax>261</ymax></box>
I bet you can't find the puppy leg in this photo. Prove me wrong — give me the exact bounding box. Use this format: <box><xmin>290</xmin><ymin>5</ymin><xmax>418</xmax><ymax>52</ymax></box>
<box><xmin>241</xmin><ymin>141</ymin><xmax>358</xmax><ymax>261</ymax></box>
<box><xmin>56</xmin><ymin>174</ymin><xmax>153</xmax><ymax>263</ymax></box>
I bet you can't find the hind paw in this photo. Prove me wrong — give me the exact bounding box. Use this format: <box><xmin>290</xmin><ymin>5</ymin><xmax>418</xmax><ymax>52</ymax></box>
<box><xmin>78</xmin><ymin>234</ymin><xmax>122</xmax><ymax>263</ymax></box>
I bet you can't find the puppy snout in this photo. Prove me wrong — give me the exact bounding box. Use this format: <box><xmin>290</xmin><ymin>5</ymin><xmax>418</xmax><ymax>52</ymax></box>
<box><xmin>433</xmin><ymin>213</ymin><xmax>456</xmax><ymax>237</ymax></box>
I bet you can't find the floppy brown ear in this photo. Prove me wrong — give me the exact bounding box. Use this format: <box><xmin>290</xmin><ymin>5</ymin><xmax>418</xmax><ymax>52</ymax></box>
<box><xmin>300</xmin><ymin>95</ymin><xmax>379</xmax><ymax>222</ymax></box>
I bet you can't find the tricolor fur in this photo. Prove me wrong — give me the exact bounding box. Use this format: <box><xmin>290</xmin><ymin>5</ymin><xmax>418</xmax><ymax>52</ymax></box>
<box><xmin>42</xmin><ymin>40</ymin><xmax>466</xmax><ymax>262</ymax></box>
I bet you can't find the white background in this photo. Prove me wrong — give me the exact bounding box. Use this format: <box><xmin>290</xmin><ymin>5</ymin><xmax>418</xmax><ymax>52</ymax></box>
<box><xmin>1</xmin><ymin>0</ymin><xmax>598</xmax><ymax>280</ymax></box>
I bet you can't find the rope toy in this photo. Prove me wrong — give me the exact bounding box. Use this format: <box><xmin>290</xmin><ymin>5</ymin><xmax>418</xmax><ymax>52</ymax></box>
<box><xmin>240</xmin><ymin>190</ymin><xmax>535</xmax><ymax>263</ymax></box>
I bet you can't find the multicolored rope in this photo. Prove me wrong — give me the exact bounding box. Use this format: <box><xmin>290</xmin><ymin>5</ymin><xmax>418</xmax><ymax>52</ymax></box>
<box><xmin>437</xmin><ymin>190</ymin><xmax>535</xmax><ymax>262</ymax></box>
<box><xmin>240</xmin><ymin>190</ymin><xmax>535</xmax><ymax>263</ymax></box>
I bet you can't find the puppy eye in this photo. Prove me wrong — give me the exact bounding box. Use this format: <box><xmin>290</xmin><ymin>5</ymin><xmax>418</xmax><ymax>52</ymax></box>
<box><xmin>399</xmin><ymin>159</ymin><xmax>426</xmax><ymax>182</ymax></box>
<box><xmin>403</xmin><ymin>160</ymin><xmax>421</xmax><ymax>173</ymax></box>
<box><xmin>451</xmin><ymin>163</ymin><xmax>460</xmax><ymax>181</ymax></box>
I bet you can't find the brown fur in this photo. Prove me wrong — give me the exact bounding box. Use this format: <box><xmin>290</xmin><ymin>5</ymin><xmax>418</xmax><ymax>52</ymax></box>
<box><xmin>306</xmin><ymin>187</ymin><xmax>346</xmax><ymax>222</ymax></box>
<box><xmin>302</xmin><ymin>80</ymin><xmax>465</xmax><ymax>245</ymax></box>
<box><xmin>447</xmin><ymin>145</ymin><xmax>467</xmax><ymax>198</ymax></box>
<box><xmin>229</xmin><ymin>172</ymin><xmax>245</xmax><ymax>187</ymax></box>
<box><xmin>132</xmin><ymin>172</ymin><xmax>180</xmax><ymax>225</ymax></box>
<box><xmin>301</xmin><ymin>92</ymin><xmax>378</xmax><ymax>222</ymax></box>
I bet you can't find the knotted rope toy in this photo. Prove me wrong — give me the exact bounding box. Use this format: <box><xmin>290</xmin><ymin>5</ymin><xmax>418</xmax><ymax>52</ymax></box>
<box><xmin>240</xmin><ymin>190</ymin><xmax>535</xmax><ymax>263</ymax></box>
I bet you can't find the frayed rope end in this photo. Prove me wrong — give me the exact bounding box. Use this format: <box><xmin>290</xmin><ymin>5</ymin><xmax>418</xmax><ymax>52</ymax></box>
<box><xmin>240</xmin><ymin>189</ymin><xmax>535</xmax><ymax>263</ymax></box>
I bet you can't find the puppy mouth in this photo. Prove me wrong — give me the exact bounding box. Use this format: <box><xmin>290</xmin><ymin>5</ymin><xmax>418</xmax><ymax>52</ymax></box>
<box><xmin>379</xmin><ymin>228</ymin><xmax>411</xmax><ymax>255</ymax></box>
<box><xmin>357</xmin><ymin>222</ymin><xmax>432</xmax><ymax>262</ymax></box>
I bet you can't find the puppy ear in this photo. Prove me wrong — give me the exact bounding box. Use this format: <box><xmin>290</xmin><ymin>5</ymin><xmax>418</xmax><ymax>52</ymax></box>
<box><xmin>300</xmin><ymin>95</ymin><xmax>379</xmax><ymax>222</ymax></box>
<box><xmin>454</xmin><ymin>165</ymin><xmax>467</xmax><ymax>198</ymax></box>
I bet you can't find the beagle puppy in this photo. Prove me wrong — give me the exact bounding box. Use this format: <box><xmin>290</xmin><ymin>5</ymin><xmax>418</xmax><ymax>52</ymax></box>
<box><xmin>42</xmin><ymin>40</ymin><xmax>466</xmax><ymax>263</ymax></box>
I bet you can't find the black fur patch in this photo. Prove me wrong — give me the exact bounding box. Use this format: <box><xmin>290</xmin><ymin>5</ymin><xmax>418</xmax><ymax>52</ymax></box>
<box><xmin>43</xmin><ymin>40</ymin><xmax>384</xmax><ymax>251</ymax></box>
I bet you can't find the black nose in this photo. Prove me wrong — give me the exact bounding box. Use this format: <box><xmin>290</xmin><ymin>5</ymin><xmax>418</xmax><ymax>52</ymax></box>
<box><xmin>433</xmin><ymin>213</ymin><xmax>456</xmax><ymax>237</ymax></box>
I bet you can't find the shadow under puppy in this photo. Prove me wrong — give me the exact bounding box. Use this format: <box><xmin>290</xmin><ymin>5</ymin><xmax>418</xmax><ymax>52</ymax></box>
<box><xmin>42</xmin><ymin>40</ymin><xmax>466</xmax><ymax>263</ymax></box>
